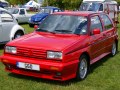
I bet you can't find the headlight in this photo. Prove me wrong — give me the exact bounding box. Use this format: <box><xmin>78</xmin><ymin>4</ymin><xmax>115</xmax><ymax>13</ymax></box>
<box><xmin>47</xmin><ymin>51</ymin><xmax>62</xmax><ymax>59</ymax></box>
<box><xmin>29</xmin><ymin>18</ymin><xmax>31</xmax><ymax>21</ymax></box>
<box><xmin>5</xmin><ymin>46</ymin><xmax>17</xmax><ymax>54</ymax></box>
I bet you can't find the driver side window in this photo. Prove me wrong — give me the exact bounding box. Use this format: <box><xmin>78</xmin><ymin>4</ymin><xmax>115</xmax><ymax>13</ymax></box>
<box><xmin>90</xmin><ymin>16</ymin><xmax>103</xmax><ymax>35</ymax></box>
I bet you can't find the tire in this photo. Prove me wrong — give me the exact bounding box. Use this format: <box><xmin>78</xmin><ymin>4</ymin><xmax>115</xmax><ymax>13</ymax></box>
<box><xmin>111</xmin><ymin>42</ymin><xmax>117</xmax><ymax>56</ymax></box>
<box><xmin>16</xmin><ymin>19</ymin><xmax>18</xmax><ymax>23</ymax></box>
<box><xmin>14</xmin><ymin>31</ymin><xmax>24</xmax><ymax>39</ymax></box>
<box><xmin>76</xmin><ymin>55</ymin><xmax>89</xmax><ymax>80</ymax></box>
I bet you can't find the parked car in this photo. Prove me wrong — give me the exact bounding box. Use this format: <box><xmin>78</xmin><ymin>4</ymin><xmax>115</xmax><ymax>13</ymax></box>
<box><xmin>8</xmin><ymin>8</ymin><xmax>34</xmax><ymax>23</ymax></box>
<box><xmin>0</xmin><ymin>8</ymin><xmax>25</xmax><ymax>44</ymax></box>
<box><xmin>28</xmin><ymin>6</ymin><xmax>61</xmax><ymax>27</ymax></box>
<box><xmin>0</xmin><ymin>1</ymin><xmax>8</xmax><ymax>8</ymax></box>
<box><xmin>0</xmin><ymin>11</ymin><xmax>118</xmax><ymax>81</ymax></box>
<box><xmin>80</xmin><ymin>0</ymin><xmax>119</xmax><ymax>24</ymax></box>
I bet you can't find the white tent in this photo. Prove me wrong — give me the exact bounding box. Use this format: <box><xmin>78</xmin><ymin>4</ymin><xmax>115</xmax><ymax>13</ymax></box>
<box><xmin>24</xmin><ymin>0</ymin><xmax>41</xmax><ymax>8</ymax></box>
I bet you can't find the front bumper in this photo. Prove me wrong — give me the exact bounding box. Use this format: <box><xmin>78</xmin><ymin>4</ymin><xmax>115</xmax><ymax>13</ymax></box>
<box><xmin>28</xmin><ymin>21</ymin><xmax>40</xmax><ymax>25</ymax></box>
<box><xmin>0</xmin><ymin>55</ymin><xmax>79</xmax><ymax>81</ymax></box>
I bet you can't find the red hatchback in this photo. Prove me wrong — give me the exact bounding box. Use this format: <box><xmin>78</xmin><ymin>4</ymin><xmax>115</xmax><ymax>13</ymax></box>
<box><xmin>0</xmin><ymin>11</ymin><xmax>118</xmax><ymax>81</ymax></box>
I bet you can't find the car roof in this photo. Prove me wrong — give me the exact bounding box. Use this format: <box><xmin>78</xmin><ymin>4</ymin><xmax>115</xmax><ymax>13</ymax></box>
<box><xmin>8</xmin><ymin>7</ymin><xmax>26</xmax><ymax>9</ymax></box>
<box><xmin>41</xmin><ymin>6</ymin><xmax>59</xmax><ymax>9</ymax></box>
<box><xmin>53</xmin><ymin>11</ymin><xmax>101</xmax><ymax>16</ymax></box>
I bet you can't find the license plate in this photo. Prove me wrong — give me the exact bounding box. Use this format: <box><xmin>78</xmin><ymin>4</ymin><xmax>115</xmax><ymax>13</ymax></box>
<box><xmin>16</xmin><ymin>62</ymin><xmax>40</xmax><ymax>71</ymax></box>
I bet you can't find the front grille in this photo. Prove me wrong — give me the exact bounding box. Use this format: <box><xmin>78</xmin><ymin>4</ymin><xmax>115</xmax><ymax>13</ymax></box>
<box><xmin>17</xmin><ymin>47</ymin><xmax>46</xmax><ymax>59</ymax></box>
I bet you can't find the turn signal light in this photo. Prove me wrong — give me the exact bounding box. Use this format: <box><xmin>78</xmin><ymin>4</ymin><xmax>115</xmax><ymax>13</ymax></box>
<box><xmin>2</xmin><ymin>59</ymin><xmax>9</xmax><ymax>63</ymax></box>
<box><xmin>50</xmin><ymin>66</ymin><xmax>59</xmax><ymax>71</ymax></box>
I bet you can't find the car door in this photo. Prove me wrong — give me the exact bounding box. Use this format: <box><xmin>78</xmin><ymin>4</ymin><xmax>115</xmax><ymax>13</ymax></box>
<box><xmin>18</xmin><ymin>9</ymin><xmax>27</xmax><ymax>23</ymax></box>
<box><xmin>89</xmin><ymin>15</ymin><xmax>105</xmax><ymax>63</ymax></box>
<box><xmin>0</xmin><ymin>11</ymin><xmax>15</xmax><ymax>42</ymax></box>
<box><xmin>100</xmin><ymin>14</ymin><xmax>115</xmax><ymax>53</ymax></box>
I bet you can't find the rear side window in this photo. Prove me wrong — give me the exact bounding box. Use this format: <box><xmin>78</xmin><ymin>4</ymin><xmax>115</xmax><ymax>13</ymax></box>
<box><xmin>90</xmin><ymin>16</ymin><xmax>103</xmax><ymax>34</ymax></box>
<box><xmin>100</xmin><ymin>14</ymin><xmax>113</xmax><ymax>30</ymax></box>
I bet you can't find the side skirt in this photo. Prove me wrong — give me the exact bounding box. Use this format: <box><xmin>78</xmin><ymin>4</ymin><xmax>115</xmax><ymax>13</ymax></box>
<box><xmin>90</xmin><ymin>52</ymin><xmax>111</xmax><ymax>65</ymax></box>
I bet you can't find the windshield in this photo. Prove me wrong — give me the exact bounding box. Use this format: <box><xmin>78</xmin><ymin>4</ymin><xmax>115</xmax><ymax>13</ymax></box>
<box><xmin>37</xmin><ymin>15</ymin><xmax>88</xmax><ymax>35</ymax></box>
<box><xmin>8</xmin><ymin>8</ymin><xmax>19</xmax><ymax>14</ymax></box>
<box><xmin>40</xmin><ymin>8</ymin><xmax>52</xmax><ymax>13</ymax></box>
<box><xmin>7</xmin><ymin>8</ymin><xmax>14</xmax><ymax>13</ymax></box>
<box><xmin>80</xmin><ymin>2</ymin><xmax>102</xmax><ymax>11</ymax></box>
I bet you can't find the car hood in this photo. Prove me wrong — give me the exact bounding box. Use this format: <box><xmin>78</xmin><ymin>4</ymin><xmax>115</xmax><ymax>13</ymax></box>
<box><xmin>8</xmin><ymin>32</ymin><xmax>88</xmax><ymax>51</ymax></box>
<box><xmin>30</xmin><ymin>13</ymin><xmax>48</xmax><ymax>22</ymax></box>
<box><xmin>31</xmin><ymin>13</ymin><xmax>48</xmax><ymax>19</ymax></box>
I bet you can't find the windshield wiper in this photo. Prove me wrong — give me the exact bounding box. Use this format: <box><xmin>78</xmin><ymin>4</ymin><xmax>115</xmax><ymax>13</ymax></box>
<box><xmin>36</xmin><ymin>28</ymin><xmax>56</xmax><ymax>34</ymax></box>
<box><xmin>54</xmin><ymin>30</ymin><xmax>72</xmax><ymax>33</ymax></box>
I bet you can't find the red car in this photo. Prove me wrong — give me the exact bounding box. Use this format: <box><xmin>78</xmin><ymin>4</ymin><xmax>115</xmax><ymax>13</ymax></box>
<box><xmin>0</xmin><ymin>11</ymin><xmax>118</xmax><ymax>81</ymax></box>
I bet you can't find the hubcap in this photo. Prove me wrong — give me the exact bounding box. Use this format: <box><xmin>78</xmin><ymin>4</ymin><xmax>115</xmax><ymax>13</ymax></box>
<box><xmin>112</xmin><ymin>43</ymin><xmax>116</xmax><ymax>56</ymax></box>
<box><xmin>15</xmin><ymin>34</ymin><xmax>22</xmax><ymax>39</ymax></box>
<box><xmin>79</xmin><ymin>58</ymin><xmax>87</xmax><ymax>79</ymax></box>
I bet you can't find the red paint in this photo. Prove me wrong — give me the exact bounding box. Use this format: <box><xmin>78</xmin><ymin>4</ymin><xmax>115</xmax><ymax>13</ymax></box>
<box><xmin>0</xmin><ymin>11</ymin><xmax>118</xmax><ymax>81</ymax></box>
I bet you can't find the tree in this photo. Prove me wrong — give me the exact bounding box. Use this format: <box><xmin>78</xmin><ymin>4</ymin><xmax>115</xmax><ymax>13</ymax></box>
<box><xmin>43</xmin><ymin>0</ymin><xmax>82</xmax><ymax>10</ymax></box>
<box><xmin>43</xmin><ymin>0</ymin><xmax>120</xmax><ymax>10</ymax></box>
<box><xmin>6</xmin><ymin>0</ymin><xmax>30</xmax><ymax>5</ymax></box>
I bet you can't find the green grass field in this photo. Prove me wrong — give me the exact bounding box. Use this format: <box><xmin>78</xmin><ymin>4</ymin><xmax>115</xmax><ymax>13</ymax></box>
<box><xmin>0</xmin><ymin>23</ymin><xmax>120</xmax><ymax>90</ymax></box>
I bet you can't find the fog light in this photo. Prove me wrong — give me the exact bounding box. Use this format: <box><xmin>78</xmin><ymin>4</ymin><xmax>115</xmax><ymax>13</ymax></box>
<box><xmin>56</xmin><ymin>72</ymin><xmax>62</xmax><ymax>76</ymax></box>
<box><xmin>6</xmin><ymin>64</ymin><xmax>12</xmax><ymax>70</ymax></box>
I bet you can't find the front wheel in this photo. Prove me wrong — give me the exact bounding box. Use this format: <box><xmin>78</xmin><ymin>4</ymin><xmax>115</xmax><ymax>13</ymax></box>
<box><xmin>76</xmin><ymin>55</ymin><xmax>89</xmax><ymax>80</ymax></box>
<box><xmin>111</xmin><ymin>42</ymin><xmax>117</xmax><ymax>56</ymax></box>
<box><xmin>14</xmin><ymin>31</ymin><xmax>24</xmax><ymax>39</ymax></box>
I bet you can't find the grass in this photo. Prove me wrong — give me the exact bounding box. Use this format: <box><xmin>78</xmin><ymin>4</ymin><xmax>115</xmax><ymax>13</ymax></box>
<box><xmin>0</xmin><ymin>23</ymin><xmax>120</xmax><ymax>90</ymax></box>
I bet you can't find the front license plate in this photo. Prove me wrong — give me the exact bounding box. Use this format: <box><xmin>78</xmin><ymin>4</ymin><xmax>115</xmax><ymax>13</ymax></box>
<box><xmin>16</xmin><ymin>62</ymin><xmax>40</xmax><ymax>71</ymax></box>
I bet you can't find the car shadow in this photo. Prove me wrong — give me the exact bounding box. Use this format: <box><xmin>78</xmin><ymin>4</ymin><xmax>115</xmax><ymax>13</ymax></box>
<box><xmin>89</xmin><ymin>55</ymin><xmax>110</xmax><ymax>73</ymax></box>
<box><xmin>8</xmin><ymin>52</ymin><xmax>120</xmax><ymax>86</ymax></box>
<box><xmin>8</xmin><ymin>73</ymin><xmax>75</xmax><ymax>86</ymax></box>
<box><xmin>90</xmin><ymin>51</ymin><xmax>120</xmax><ymax>73</ymax></box>
<box><xmin>0</xmin><ymin>45</ymin><xmax>5</xmax><ymax>50</ymax></box>
<box><xmin>19</xmin><ymin>23</ymin><xmax>28</xmax><ymax>25</ymax></box>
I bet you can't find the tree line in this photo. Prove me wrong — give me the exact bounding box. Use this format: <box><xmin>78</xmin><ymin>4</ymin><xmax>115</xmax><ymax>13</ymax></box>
<box><xmin>6</xmin><ymin>0</ymin><xmax>120</xmax><ymax>10</ymax></box>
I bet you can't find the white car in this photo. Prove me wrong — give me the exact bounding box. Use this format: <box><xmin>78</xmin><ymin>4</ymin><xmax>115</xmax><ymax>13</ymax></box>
<box><xmin>0</xmin><ymin>8</ymin><xmax>25</xmax><ymax>44</ymax></box>
<box><xmin>8</xmin><ymin>8</ymin><xmax>34</xmax><ymax>23</ymax></box>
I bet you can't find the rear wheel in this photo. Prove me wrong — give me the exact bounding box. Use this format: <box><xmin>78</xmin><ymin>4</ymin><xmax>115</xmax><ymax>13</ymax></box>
<box><xmin>111</xmin><ymin>42</ymin><xmax>117</xmax><ymax>56</ymax></box>
<box><xmin>76</xmin><ymin>55</ymin><xmax>89</xmax><ymax>80</ymax></box>
<box><xmin>14</xmin><ymin>31</ymin><xmax>24</xmax><ymax>39</ymax></box>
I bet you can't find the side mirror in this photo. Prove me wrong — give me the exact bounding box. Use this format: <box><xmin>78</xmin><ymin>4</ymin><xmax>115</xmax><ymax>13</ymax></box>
<box><xmin>34</xmin><ymin>25</ymin><xmax>38</xmax><ymax>30</ymax></box>
<box><xmin>93</xmin><ymin>28</ymin><xmax>101</xmax><ymax>35</ymax></box>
